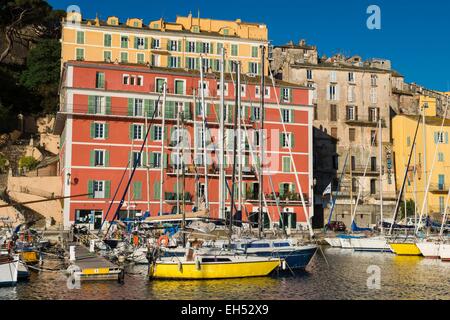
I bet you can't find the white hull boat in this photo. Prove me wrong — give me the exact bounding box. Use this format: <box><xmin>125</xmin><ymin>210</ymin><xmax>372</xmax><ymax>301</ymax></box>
<box><xmin>340</xmin><ymin>238</ymin><xmax>353</xmax><ymax>249</ymax></box>
<box><xmin>324</xmin><ymin>238</ymin><xmax>342</xmax><ymax>248</ymax></box>
<box><xmin>417</xmin><ymin>242</ymin><xmax>441</xmax><ymax>259</ymax></box>
<box><xmin>350</xmin><ymin>236</ymin><xmax>392</xmax><ymax>252</ymax></box>
<box><xmin>439</xmin><ymin>244</ymin><xmax>450</xmax><ymax>262</ymax></box>
<box><xmin>0</xmin><ymin>256</ymin><xmax>19</xmax><ymax>287</ymax></box>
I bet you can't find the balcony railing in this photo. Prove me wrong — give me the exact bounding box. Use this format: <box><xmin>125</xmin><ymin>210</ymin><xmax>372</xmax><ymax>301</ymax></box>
<box><xmin>429</xmin><ymin>183</ymin><xmax>448</xmax><ymax>193</ymax></box>
<box><xmin>164</xmin><ymin>192</ymin><xmax>193</xmax><ymax>202</ymax></box>
<box><xmin>246</xmin><ymin>192</ymin><xmax>310</xmax><ymax>205</ymax></box>
<box><xmin>345</xmin><ymin>118</ymin><xmax>387</xmax><ymax>128</ymax></box>
<box><xmin>345</xmin><ymin>166</ymin><xmax>381</xmax><ymax>176</ymax></box>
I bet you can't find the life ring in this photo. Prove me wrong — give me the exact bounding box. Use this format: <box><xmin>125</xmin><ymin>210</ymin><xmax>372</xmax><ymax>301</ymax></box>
<box><xmin>157</xmin><ymin>235</ymin><xmax>169</xmax><ymax>247</ymax></box>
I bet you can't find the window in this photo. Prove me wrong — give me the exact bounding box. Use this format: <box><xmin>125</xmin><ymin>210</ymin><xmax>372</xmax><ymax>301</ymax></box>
<box><xmin>123</xmin><ymin>74</ymin><xmax>129</xmax><ymax>85</ymax></box>
<box><xmin>439</xmin><ymin>175</ymin><xmax>445</xmax><ymax>191</ymax></box>
<box><xmin>130</xmin><ymin>76</ymin><xmax>136</xmax><ymax>86</ymax></box>
<box><xmin>438</xmin><ymin>152</ymin><xmax>445</xmax><ymax>162</ymax></box>
<box><xmin>351</xmin><ymin>156</ymin><xmax>356</xmax><ymax>171</ymax></box>
<box><xmin>371</xmin><ymin>157</ymin><xmax>377</xmax><ymax>172</ymax></box>
<box><xmin>200</xmin><ymin>57</ymin><xmax>210</xmax><ymax>71</ymax></box>
<box><xmin>231</xmin><ymin>44</ymin><xmax>238</xmax><ymax>56</ymax></box>
<box><xmin>137</xmin><ymin>53</ymin><xmax>145</xmax><ymax>64</ymax></box>
<box><xmin>156</xmin><ymin>78</ymin><xmax>165</xmax><ymax>93</ymax></box>
<box><xmin>252</xmin><ymin>106</ymin><xmax>261</xmax><ymax>121</ymax></box>
<box><xmin>94</xmin><ymin>96</ymin><xmax>104</xmax><ymax>114</ymax></box>
<box><xmin>251</xmin><ymin>46</ymin><xmax>258</xmax><ymax>58</ymax></box>
<box><xmin>331</xmin><ymin>127</ymin><xmax>338</xmax><ymax>139</ymax></box>
<box><xmin>253</xmin><ymin>131</ymin><xmax>260</xmax><ymax>147</ymax></box>
<box><xmin>152</xmin><ymin>38</ymin><xmax>160</xmax><ymax>49</ymax></box>
<box><xmin>134</xmin><ymin>99</ymin><xmax>143</xmax><ymax>116</ymax></box>
<box><xmin>132</xmin><ymin>152</ymin><xmax>142</xmax><ymax>167</ymax></box>
<box><xmin>95</xmin><ymin>72</ymin><xmax>105</xmax><ymax>89</ymax></box>
<box><xmin>76</xmin><ymin>48</ymin><xmax>84</xmax><ymax>61</ymax></box>
<box><xmin>241</xmin><ymin>84</ymin><xmax>246</xmax><ymax>97</ymax></box>
<box><xmin>349</xmin><ymin>128</ymin><xmax>356</xmax><ymax>142</ymax></box>
<box><xmin>282</xmin><ymin>109</ymin><xmax>292</xmax><ymax>123</ymax></box>
<box><xmin>371</xmin><ymin>74</ymin><xmax>378</xmax><ymax>86</ymax></box>
<box><xmin>330</xmin><ymin>71</ymin><xmax>337</xmax><ymax>82</ymax></box>
<box><xmin>406</xmin><ymin>136</ymin><xmax>411</xmax><ymax>147</ymax></box>
<box><xmin>94</xmin><ymin>123</ymin><xmax>105</xmax><ymax>139</ymax></box>
<box><xmin>121</xmin><ymin>52</ymin><xmax>128</xmax><ymax>63</ymax></box>
<box><xmin>93</xmin><ymin>181</ymin><xmax>105</xmax><ymax>198</ymax></box>
<box><xmin>76</xmin><ymin>31</ymin><xmax>84</xmax><ymax>44</ymax></box>
<box><xmin>136</xmin><ymin>37</ymin><xmax>145</xmax><ymax>49</ymax></box>
<box><xmin>369</xmin><ymin>108</ymin><xmax>378</xmax><ymax>122</ymax></box>
<box><xmin>435</xmin><ymin>131</ymin><xmax>449</xmax><ymax>144</ymax></box>
<box><xmin>216</xmin><ymin>82</ymin><xmax>228</xmax><ymax>96</ymax></box>
<box><xmin>307</xmin><ymin>69</ymin><xmax>313</xmax><ymax>80</ymax></box>
<box><xmin>249</xmin><ymin>62</ymin><xmax>258</xmax><ymax>74</ymax></box>
<box><xmin>104</xmin><ymin>51</ymin><xmax>112</xmax><ymax>62</ymax></box>
<box><xmin>347</xmin><ymin>86</ymin><xmax>355</xmax><ymax>102</ymax></box>
<box><xmin>330</xmin><ymin>104</ymin><xmax>337</xmax><ymax>121</ymax></box>
<box><xmin>169</xmin><ymin>40</ymin><xmax>178</xmax><ymax>51</ymax></box>
<box><xmin>371</xmin><ymin>130</ymin><xmax>377</xmax><ymax>146</ymax></box>
<box><xmin>104</xmin><ymin>34</ymin><xmax>112</xmax><ymax>47</ymax></box>
<box><xmin>153</xmin><ymin>125</ymin><xmax>163</xmax><ymax>141</ymax></box>
<box><xmin>132</xmin><ymin>124</ymin><xmax>143</xmax><ymax>140</ymax></box>
<box><xmin>370</xmin><ymin>179</ymin><xmax>377</xmax><ymax>195</ymax></box>
<box><xmin>348</xmin><ymin>72</ymin><xmax>355</xmax><ymax>82</ymax></box>
<box><xmin>175</xmin><ymin>80</ymin><xmax>185</xmax><ymax>94</ymax></box>
<box><xmin>186</xmin><ymin>57</ymin><xmax>196</xmax><ymax>70</ymax></box>
<box><xmin>187</xmin><ymin>41</ymin><xmax>195</xmax><ymax>53</ymax></box>
<box><xmin>94</xmin><ymin>150</ymin><xmax>105</xmax><ymax>166</ymax></box>
<box><xmin>151</xmin><ymin>152</ymin><xmax>162</xmax><ymax>168</ymax></box>
<box><xmin>329</xmin><ymin>84</ymin><xmax>337</xmax><ymax>101</ymax></box>
<box><xmin>121</xmin><ymin>36</ymin><xmax>129</xmax><ymax>48</ymax></box>
<box><xmin>313</xmin><ymin>104</ymin><xmax>318</xmax><ymax>120</ymax></box>
<box><xmin>351</xmin><ymin>178</ymin><xmax>358</xmax><ymax>193</ymax></box>
<box><xmin>281</xmin><ymin>88</ymin><xmax>291</xmax><ymax>102</ymax></box>
<box><xmin>137</xmin><ymin>75</ymin><xmax>143</xmax><ymax>86</ymax></box>
<box><xmin>440</xmin><ymin>196</ymin><xmax>445</xmax><ymax>213</ymax></box>
<box><xmin>281</xmin><ymin>133</ymin><xmax>293</xmax><ymax>148</ymax></box>
<box><xmin>346</xmin><ymin>106</ymin><xmax>356</xmax><ymax>121</ymax></box>
<box><xmin>202</xmin><ymin>42</ymin><xmax>211</xmax><ymax>54</ymax></box>
<box><xmin>282</xmin><ymin>157</ymin><xmax>291</xmax><ymax>172</ymax></box>
<box><xmin>370</xmin><ymin>88</ymin><xmax>377</xmax><ymax>104</ymax></box>
<box><xmin>169</xmin><ymin>56</ymin><xmax>180</xmax><ymax>68</ymax></box>
<box><xmin>151</xmin><ymin>54</ymin><xmax>160</xmax><ymax>67</ymax></box>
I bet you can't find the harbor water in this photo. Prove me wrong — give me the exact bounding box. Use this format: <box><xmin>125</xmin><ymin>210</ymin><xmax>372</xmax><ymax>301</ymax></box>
<box><xmin>1</xmin><ymin>247</ymin><xmax>449</xmax><ymax>300</ymax></box>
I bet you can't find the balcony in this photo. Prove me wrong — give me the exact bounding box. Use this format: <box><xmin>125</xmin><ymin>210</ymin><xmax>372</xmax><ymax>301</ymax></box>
<box><xmin>345</xmin><ymin>118</ymin><xmax>387</xmax><ymax>128</ymax></box>
<box><xmin>345</xmin><ymin>166</ymin><xmax>381</xmax><ymax>176</ymax></box>
<box><xmin>245</xmin><ymin>192</ymin><xmax>310</xmax><ymax>206</ymax></box>
<box><xmin>164</xmin><ymin>192</ymin><xmax>193</xmax><ymax>203</ymax></box>
<box><xmin>429</xmin><ymin>183</ymin><xmax>449</xmax><ymax>194</ymax></box>
<box><xmin>165</xmin><ymin>164</ymin><xmax>257</xmax><ymax>179</ymax></box>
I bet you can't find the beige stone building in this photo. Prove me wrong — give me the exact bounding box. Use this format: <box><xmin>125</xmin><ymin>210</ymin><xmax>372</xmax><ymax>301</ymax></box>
<box><xmin>272</xmin><ymin>41</ymin><xmax>398</xmax><ymax>228</ymax></box>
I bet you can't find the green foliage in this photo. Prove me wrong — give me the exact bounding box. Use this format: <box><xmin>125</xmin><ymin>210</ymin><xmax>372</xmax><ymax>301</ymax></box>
<box><xmin>19</xmin><ymin>156</ymin><xmax>39</xmax><ymax>171</ymax></box>
<box><xmin>0</xmin><ymin>154</ymin><xmax>8</xmax><ymax>173</ymax></box>
<box><xmin>20</xmin><ymin>39</ymin><xmax>61</xmax><ymax>113</ymax></box>
<box><xmin>399</xmin><ymin>199</ymin><xmax>416</xmax><ymax>220</ymax></box>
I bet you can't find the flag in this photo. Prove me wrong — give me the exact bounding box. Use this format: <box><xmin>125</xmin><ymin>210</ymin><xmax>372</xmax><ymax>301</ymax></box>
<box><xmin>322</xmin><ymin>183</ymin><xmax>332</xmax><ymax>196</ymax></box>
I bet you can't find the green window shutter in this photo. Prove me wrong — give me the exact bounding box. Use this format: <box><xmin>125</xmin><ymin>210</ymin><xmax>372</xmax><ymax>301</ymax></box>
<box><xmin>128</xmin><ymin>98</ymin><xmax>133</xmax><ymax>116</ymax></box>
<box><xmin>129</xmin><ymin>124</ymin><xmax>134</xmax><ymax>140</ymax></box>
<box><xmin>144</xmin><ymin>37</ymin><xmax>148</xmax><ymax>49</ymax></box>
<box><xmin>90</xmin><ymin>150</ymin><xmax>95</xmax><ymax>166</ymax></box>
<box><xmin>210</xmin><ymin>43</ymin><xmax>214</xmax><ymax>54</ymax></box>
<box><xmin>165</xmin><ymin>101</ymin><xmax>175</xmax><ymax>119</ymax></box>
<box><xmin>290</xmin><ymin>110</ymin><xmax>295</xmax><ymax>123</ymax></box>
<box><xmin>163</xmin><ymin>153</ymin><xmax>168</xmax><ymax>168</ymax></box>
<box><xmin>252</xmin><ymin>46</ymin><xmax>258</xmax><ymax>57</ymax></box>
<box><xmin>196</xmin><ymin>102</ymin><xmax>202</xmax><ymax>115</ymax></box>
<box><xmin>150</xmin><ymin>126</ymin><xmax>155</xmax><ymax>141</ymax></box>
<box><xmin>175</xmin><ymin>81</ymin><xmax>184</xmax><ymax>94</ymax></box>
<box><xmin>289</xmin><ymin>88</ymin><xmax>293</xmax><ymax>102</ymax></box>
<box><xmin>217</xmin><ymin>43</ymin><xmax>223</xmax><ymax>55</ymax></box>
<box><xmin>207</xmin><ymin>103</ymin><xmax>213</xmax><ymax>117</ymax></box>
<box><xmin>133</xmin><ymin>181</ymin><xmax>142</xmax><ymax>200</ymax></box>
<box><xmin>280</xmin><ymin>133</ymin><xmax>284</xmax><ymax>147</ymax></box>
<box><xmin>195</xmin><ymin>58</ymin><xmax>200</xmax><ymax>70</ymax></box>
<box><xmin>90</xmin><ymin>122</ymin><xmax>95</xmax><ymax>138</ymax></box>
<box><xmin>258</xmin><ymin>63</ymin><xmax>262</xmax><ymax>75</ymax></box>
<box><xmin>154</xmin><ymin>181</ymin><xmax>160</xmax><ymax>199</ymax></box>
<box><xmin>105</xmin><ymin>96</ymin><xmax>111</xmax><ymax>114</ymax></box>
<box><xmin>283</xmin><ymin>157</ymin><xmax>291</xmax><ymax>172</ymax></box>
<box><xmin>77</xmin><ymin>31</ymin><xmax>84</xmax><ymax>44</ymax></box>
<box><xmin>178</xmin><ymin>40</ymin><xmax>182</xmax><ymax>52</ymax></box>
<box><xmin>291</xmin><ymin>133</ymin><xmax>295</xmax><ymax>148</ymax></box>
<box><xmin>231</xmin><ymin>44</ymin><xmax>238</xmax><ymax>56</ymax></box>
<box><xmin>104</xmin><ymin>181</ymin><xmax>111</xmax><ymax>199</ymax></box>
<box><xmin>248</xmin><ymin>62</ymin><xmax>252</xmax><ymax>74</ymax></box>
<box><xmin>196</xmin><ymin>42</ymin><xmax>202</xmax><ymax>53</ymax></box>
<box><xmin>88</xmin><ymin>181</ymin><xmax>94</xmax><ymax>198</ymax></box>
<box><xmin>104</xmin><ymin>34</ymin><xmax>111</xmax><ymax>47</ymax></box>
<box><xmin>105</xmin><ymin>151</ymin><xmax>110</xmax><ymax>167</ymax></box>
<box><xmin>104</xmin><ymin>123</ymin><xmax>109</xmax><ymax>139</ymax></box>
<box><xmin>134</xmin><ymin>37</ymin><xmax>138</xmax><ymax>49</ymax></box>
<box><xmin>88</xmin><ymin>96</ymin><xmax>95</xmax><ymax>114</ymax></box>
<box><xmin>184</xmin><ymin>102</ymin><xmax>191</xmax><ymax>120</ymax></box>
<box><xmin>144</xmin><ymin>99</ymin><xmax>150</xmax><ymax>116</ymax></box>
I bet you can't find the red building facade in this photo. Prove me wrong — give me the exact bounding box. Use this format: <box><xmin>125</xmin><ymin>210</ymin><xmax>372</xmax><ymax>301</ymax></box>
<box><xmin>56</xmin><ymin>61</ymin><xmax>314</xmax><ymax>230</ymax></box>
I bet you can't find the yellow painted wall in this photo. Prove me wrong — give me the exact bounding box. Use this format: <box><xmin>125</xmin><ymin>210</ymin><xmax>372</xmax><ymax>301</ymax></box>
<box><xmin>61</xmin><ymin>13</ymin><xmax>268</xmax><ymax>75</ymax></box>
<box><xmin>393</xmin><ymin>107</ymin><xmax>450</xmax><ymax>217</ymax></box>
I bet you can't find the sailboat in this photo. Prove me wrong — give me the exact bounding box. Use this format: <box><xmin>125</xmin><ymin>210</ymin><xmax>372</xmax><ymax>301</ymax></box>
<box><xmin>0</xmin><ymin>251</ymin><xmax>19</xmax><ymax>287</ymax></box>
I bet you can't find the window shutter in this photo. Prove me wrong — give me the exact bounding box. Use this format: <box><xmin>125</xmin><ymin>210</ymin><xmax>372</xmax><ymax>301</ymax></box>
<box><xmin>279</xmin><ymin>183</ymin><xmax>284</xmax><ymax>197</ymax></box>
<box><xmin>154</xmin><ymin>181</ymin><xmax>160</xmax><ymax>199</ymax></box>
<box><xmin>144</xmin><ymin>99</ymin><xmax>150</xmax><ymax>117</ymax></box>
<box><xmin>280</xmin><ymin>133</ymin><xmax>284</xmax><ymax>147</ymax></box>
<box><xmin>88</xmin><ymin>96</ymin><xmax>95</xmax><ymax>114</ymax></box>
<box><xmin>90</xmin><ymin>122</ymin><xmax>95</xmax><ymax>138</ymax></box>
<box><xmin>105</xmin><ymin>151</ymin><xmax>110</xmax><ymax>167</ymax></box>
<box><xmin>105</xmin><ymin>96</ymin><xmax>111</xmax><ymax>114</ymax></box>
<box><xmin>165</xmin><ymin>101</ymin><xmax>175</xmax><ymax>119</ymax></box>
<box><xmin>446</xmin><ymin>132</ymin><xmax>449</xmax><ymax>144</ymax></box>
<box><xmin>196</xmin><ymin>42</ymin><xmax>202</xmax><ymax>53</ymax></box>
<box><xmin>326</xmin><ymin>85</ymin><xmax>331</xmax><ymax>100</ymax></box>
<box><xmin>128</xmin><ymin>98</ymin><xmax>133</xmax><ymax>116</ymax></box>
<box><xmin>195</xmin><ymin>58</ymin><xmax>200</xmax><ymax>70</ymax></box>
<box><xmin>178</xmin><ymin>40</ymin><xmax>182</xmax><ymax>52</ymax></box>
<box><xmin>129</xmin><ymin>124</ymin><xmax>134</xmax><ymax>140</ymax></box>
<box><xmin>291</xmin><ymin>133</ymin><xmax>295</xmax><ymax>148</ymax></box>
<box><xmin>335</xmin><ymin>85</ymin><xmax>340</xmax><ymax>100</ymax></box>
<box><xmin>104</xmin><ymin>123</ymin><xmax>109</xmax><ymax>139</ymax></box>
<box><xmin>289</xmin><ymin>88</ymin><xmax>293</xmax><ymax>102</ymax></box>
<box><xmin>105</xmin><ymin>181</ymin><xmax>111</xmax><ymax>199</ymax></box>
<box><xmin>183</xmin><ymin>102</ymin><xmax>191</xmax><ymax>120</ymax></box>
<box><xmin>210</xmin><ymin>42</ymin><xmax>214</xmax><ymax>54</ymax></box>
<box><xmin>88</xmin><ymin>181</ymin><xmax>94</xmax><ymax>198</ymax></box>
<box><xmin>163</xmin><ymin>153</ymin><xmax>168</xmax><ymax>169</ymax></box>
<box><xmin>133</xmin><ymin>181</ymin><xmax>142</xmax><ymax>200</ymax></box>
<box><xmin>144</xmin><ymin>37</ymin><xmax>148</xmax><ymax>49</ymax></box>
<box><xmin>290</xmin><ymin>110</ymin><xmax>295</xmax><ymax>123</ymax></box>
<box><xmin>355</xmin><ymin>106</ymin><xmax>359</xmax><ymax>121</ymax></box>
<box><xmin>90</xmin><ymin>150</ymin><xmax>95</xmax><ymax>166</ymax></box>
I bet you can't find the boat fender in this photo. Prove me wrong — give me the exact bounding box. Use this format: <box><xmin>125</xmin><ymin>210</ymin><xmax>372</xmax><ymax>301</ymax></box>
<box><xmin>195</xmin><ymin>259</ymin><xmax>201</xmax><ymax>271</ymax></box>
<box><xmin>178</xmin><ymin>261</ymin><xmax>183</xmax><ymax>272</ymax></box>
<box><xmin>118</xmin><ymin>269</ymin><xmax>125</xmax><ymax>284</ymax></box>
<box><xmin>282</xmin><ymin>260</ymin><xmax>287</xmax><ymax>271</ymax></box>
<box><xmin>157</xmin><ymin>235</ymin><xmax>170</xmax><ymax>247</ymax></box>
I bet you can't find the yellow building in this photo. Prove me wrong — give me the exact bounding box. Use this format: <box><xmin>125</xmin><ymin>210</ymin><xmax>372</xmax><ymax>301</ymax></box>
<box><xmin>392</xmin><ymin>95</ymin><xmax>450</xmax><ymax>217</ymax></box>
<box><xmin>62</xmin><ymin>12</ymin><xmax>269</xmax><ymax>75</ymax></box>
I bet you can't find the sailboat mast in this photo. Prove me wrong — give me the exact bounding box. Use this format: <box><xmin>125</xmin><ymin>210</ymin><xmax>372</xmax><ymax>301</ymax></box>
<box><xmin>379</xmin><ymin>118</ymin><xmax>384</xmax><ymax>235</ymax></box>
<box><xmin>176</xmin><ymin>103</ymin><xmax>181</xmax><ymax>216</ymax></box>
<box><xmin>422</xmin><ymin>104</ymin><xmax>427</xmax><ymax>229</ymax></box>
<box><xmin>219</xmin><ymin>47</ymin><xmax>226</xmax><ymax>220</ymax></box>
<box><xmin>159</xmin><ymin>81</ymin><xmax>167</xmax><ymax>216</ymax></box>
<box><xmin>237</xmin><ymin>62</ymin><xmax>243</xmax><ymax>213</ymax></box>
<box><xmin>145</xmin><ymin>110</ymin><xmax>150</xmax><ymax>214</ymax></box>
<box><xmin>199</xmin><ymin>56</ymin><xmax>210</xmax><ymax>212</ymax></box>
<box><xmin>258</xmin><ymin>45</ymin><xmax>266</xmax><ymax>239</ymax></box>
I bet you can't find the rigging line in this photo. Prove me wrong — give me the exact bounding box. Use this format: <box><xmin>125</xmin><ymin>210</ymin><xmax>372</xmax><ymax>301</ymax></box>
<box><xmin>268</xmin><ymin>68</ymin><xmax>314</xmax><ymax>238</ymax></box>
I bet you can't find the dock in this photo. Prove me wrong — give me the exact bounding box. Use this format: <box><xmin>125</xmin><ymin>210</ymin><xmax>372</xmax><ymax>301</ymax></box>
<box><xmin>67</xmin><ymin>243</ymin><xmax>124</xmax><ymax>282</ymax></box>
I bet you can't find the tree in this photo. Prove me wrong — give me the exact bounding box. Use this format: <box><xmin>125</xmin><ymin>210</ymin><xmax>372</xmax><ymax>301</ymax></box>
<box><xmin>0</xmin><ymin>0</ymin><xmax>54</xmax><ymax>63</ymax></box>
<box><xmin>20</xmin><ymin>39</ymin><xmax>60</xmax><ymax>113</ymax></box>
<box><xmin>399</xmin><ymin>199</ymin><xmax>416</xmax><ymax>221</ymax></box>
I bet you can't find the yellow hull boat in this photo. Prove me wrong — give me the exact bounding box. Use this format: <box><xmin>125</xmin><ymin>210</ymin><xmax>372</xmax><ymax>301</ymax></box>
<box><xmin>389</xmin><ymin>243</ymin><xmax>422</xmax><ymax>256</ymax></box>
<box><xmin>149</xmin><ymin>255</ymin><xmax>281</xmax><ymax>280</ymax></box>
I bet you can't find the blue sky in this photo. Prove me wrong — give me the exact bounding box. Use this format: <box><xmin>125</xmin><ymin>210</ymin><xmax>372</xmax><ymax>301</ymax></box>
<box><xmin>49</xmin><ymin>0</ymin><xmax>450</xmax><ymax>92</ymax></box>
